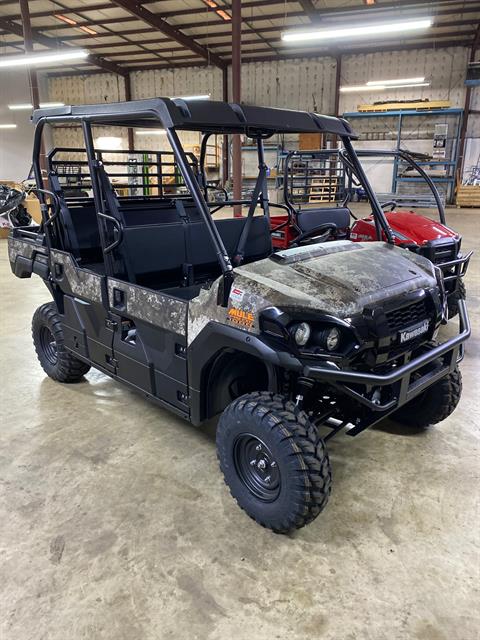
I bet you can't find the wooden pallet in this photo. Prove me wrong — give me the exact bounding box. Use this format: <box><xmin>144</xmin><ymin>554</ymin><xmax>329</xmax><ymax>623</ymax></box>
<box><xmin>310</xmin><ymin>178</ymin><xmax>338</xmax><ymax>185</ymax></box>
<box><xmin>309</xmin><ymin>196</ymin><xmax>336</xmax><ymax>203</ymax></box>
<box><xmin>309</xmin><ymin>187</ymin><xmax>338</xmax><ymax>194</ymax></box>
<box><xmin>456</xmin><ymin>185</ymin><xmax>480</xmax><ymax>207</ymax></box>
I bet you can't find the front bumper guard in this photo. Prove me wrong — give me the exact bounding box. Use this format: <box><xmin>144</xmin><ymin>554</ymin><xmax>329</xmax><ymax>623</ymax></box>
<box><xmin>303</xmin><ymin>299</ymin><xmax>470</xmax><ymax>435</ymax></box>
<box><xmin>439</xmin><ymin>250</ymin><xmax>472</xmax><ymax>286</ymax></box>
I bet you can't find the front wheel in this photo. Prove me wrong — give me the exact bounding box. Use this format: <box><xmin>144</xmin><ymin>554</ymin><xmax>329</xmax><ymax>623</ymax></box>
<box><xmin>216</xmin><ymin>392</ymin><xmax>332</xmax><ymax>533</ymax></box>
<box><xmin>392</xmin><ymin>368</ymin><xmax>462</xmax><ymax>429</ymax></box>
<box><xmin>32</xmin><ymin>302</ymin><xmax>90</xmax><ymax>383</ymax></box>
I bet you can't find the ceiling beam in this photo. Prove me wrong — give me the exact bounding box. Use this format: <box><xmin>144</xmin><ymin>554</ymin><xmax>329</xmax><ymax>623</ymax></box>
<box><xmin>105</xmin><ymin>31</ymin><xmax>476</xmax><ymax>65</ymax></box>
<box><xmin>26</xmin><ymin>2</ymin><xmax>480</xmax><ymax>43</ymax></box>
<box><xmin>240</xmin><ymin>37</ymin><xmax>476</xmax><ymax>64</ymax></box>
<box><xmin>5</xmin><ymin>15</ymin><xmax>478</xmax><ymax>52</ymax></box>
<box><xmin>0</xmin><ymin>16</ymin><xmax>128</xmax><ymax>76</ymax></box>
<box><xmin>51</xmin><ymin>0</ymin><xmax>178</xmax><ymax>69</ymax></box>
<box><xmin>45</xmin><ymin>36</ymin><xmax>475</xmax><ymax>78</ymax></box>
<box><xmin>3</xmin><ymin>0</ymin><xmax>478</xmax><ymax>22</ymax></box>
<box><xmin>297</xmin><ymin>0</ymin><xmax>318</xmax><ymax>22</ymax></box>
<box><xmin>109</xmin><ymin>0</ymin><xmax>227</xmax><ymax>69</ymax></box>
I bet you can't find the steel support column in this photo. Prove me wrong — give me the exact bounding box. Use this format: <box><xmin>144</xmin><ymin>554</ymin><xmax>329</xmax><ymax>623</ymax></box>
<box><xmin>222</xmin><ymin>66</ymin><xmax>229</xmax><ymax>185</ymax></box>
<box><xmin>232</xmin><ymin>0</ymin><xmax>242</xmax><ymax>217</ymax></box>
<box><xmin>334</xmin><ymin>55</ymin><xmax>342</xmax><ymax>116</ymax></box>
<box><xmin>19</xmin><ymin>0</ymin><xmax>45</xmax><ymax>177</ymax></box>
<box><xmin>124</xmin><ymin>73</ymin><xmax>134</xmax><ymax>152</ymax></box>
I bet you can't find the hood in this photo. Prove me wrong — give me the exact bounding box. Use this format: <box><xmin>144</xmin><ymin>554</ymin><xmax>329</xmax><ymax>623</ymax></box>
<box><xmin>385</xmin><ymin>210</ymin><xmax>459</xmax><ymax>245</ymax></box>
<box><xmin>233</xmin><ymin>241</ymin><xmax>437</xmax><ymax>318</ymax></box>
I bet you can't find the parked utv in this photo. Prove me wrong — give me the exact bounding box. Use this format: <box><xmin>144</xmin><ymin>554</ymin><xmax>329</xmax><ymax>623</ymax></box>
<box><xmin>8</xmin><ymin>98</ymin><xmax>470</xmax><ymax>533</ymax></box>
<box><xmin>270</xmin><ymin>148</ymin><xmax>471</xmax><ymax>318</ymax></box>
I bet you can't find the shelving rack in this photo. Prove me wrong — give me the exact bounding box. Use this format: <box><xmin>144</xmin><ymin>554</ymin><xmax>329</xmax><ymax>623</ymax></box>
<box><xmin>343</xmin><ymin>108</ymin><xmax>463</xmax><ymax>205</ymax></box>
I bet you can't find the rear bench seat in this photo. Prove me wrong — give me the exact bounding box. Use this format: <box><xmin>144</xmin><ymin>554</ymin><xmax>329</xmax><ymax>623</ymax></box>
<box><xmin>118</xmin><ymin>212</ymin><xmax>272</xmax><ymax>288</ymax></box>
<box><xmin>61</xmin><ymin>195</ymin><xmax>272</xmax><ymax>290</ymax></box>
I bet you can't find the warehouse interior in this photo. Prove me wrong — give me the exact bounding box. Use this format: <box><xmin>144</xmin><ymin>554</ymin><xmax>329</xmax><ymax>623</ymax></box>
<box><xmin>0</xmin><ymin>1</ymin><xmax>479</xmax><ymax>638</ymax></box>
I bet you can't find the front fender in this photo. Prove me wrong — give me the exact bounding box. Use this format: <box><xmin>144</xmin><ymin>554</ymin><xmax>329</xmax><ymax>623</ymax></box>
<box><xmin>187</xmin><ymin>321</ymin><xmax>302</xmax><ymax>425</ymax></box>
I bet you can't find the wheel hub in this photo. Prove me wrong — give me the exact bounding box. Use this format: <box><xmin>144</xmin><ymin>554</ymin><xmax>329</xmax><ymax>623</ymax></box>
<box><xmin>233</xmin><ymin>434</ymin><xmax>281</xmax><ymax>501</ymax></box>
<box><xmin>39</xmin><ymin>325</ymin><xmax>58</xmax><ymax>365</ymax></box>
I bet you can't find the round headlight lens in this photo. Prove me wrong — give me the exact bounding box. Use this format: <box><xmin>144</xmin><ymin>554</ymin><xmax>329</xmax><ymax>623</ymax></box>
<box><xmin>292</xmin><ymin>322</ymin><xmax>311</xmax><ymax>346</ymax></box>
<box><xmin>325</xmin><ymin>327</ymin><xmax>341</xmax><ymax>351</ymax></box>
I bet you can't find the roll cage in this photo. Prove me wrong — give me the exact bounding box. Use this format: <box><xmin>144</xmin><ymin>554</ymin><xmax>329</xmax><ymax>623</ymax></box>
<box><xmin>30</xmin><ymin>97</ymin><xmax>395</xmax><ymax>303</ymax></box>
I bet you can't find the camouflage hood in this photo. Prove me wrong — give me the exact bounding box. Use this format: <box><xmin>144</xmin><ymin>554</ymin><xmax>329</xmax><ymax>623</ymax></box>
<box><xmin>232</xmin><ymin>240</ymin><xmax>437</xmax><ymax>319</ymax></box>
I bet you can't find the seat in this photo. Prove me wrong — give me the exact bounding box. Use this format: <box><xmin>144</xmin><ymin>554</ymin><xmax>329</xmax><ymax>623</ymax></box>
<box><xmin>296</xmin><ymin>207</ymin><xmax>351</xmax><ymax>234</ymax></box>
<box><xmin>185</xmin><ymin>216</ymin><xmax>272</xmax><ymax>278</ymax></box>
<box><xmin>117</xmin><ymin>222</ymin><xmax>187</xmax><ymax>287</ymax></box>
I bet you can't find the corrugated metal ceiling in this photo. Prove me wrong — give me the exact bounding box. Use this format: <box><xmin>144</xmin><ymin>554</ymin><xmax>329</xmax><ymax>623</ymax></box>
<box><xmin>0</xmin><ymin>0</ymin><xmax>478</xmax><ymax>75</ymax></box>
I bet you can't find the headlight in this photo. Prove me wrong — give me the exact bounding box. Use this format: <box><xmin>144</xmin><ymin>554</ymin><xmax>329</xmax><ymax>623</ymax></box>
<box><xmin>291</xmin><ymin>322</ymin><xmax>311</xmax><ymax>346</ymax></box>
<box><xmin>321</xmin><ymin>326</ymin><xmax>341</xmax><ymax>351</ymax></box>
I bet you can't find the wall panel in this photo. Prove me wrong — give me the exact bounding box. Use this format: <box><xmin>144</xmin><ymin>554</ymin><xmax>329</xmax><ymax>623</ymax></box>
<box><xmin>340</xmin><ymin>47</ymin><xmax>469</xmax><ymax>113</ymax></box>
<box><xmin>46</xmin><ymin>46</ymin><xmax>479</xmax><ymax>182</ymax></box>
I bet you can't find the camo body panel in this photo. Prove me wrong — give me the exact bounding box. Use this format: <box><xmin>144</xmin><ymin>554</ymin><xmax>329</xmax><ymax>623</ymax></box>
<box><xmin>8</xmin><ymin>237</ymin><xmax>47</xmax><ymax>263</ymax></box>
<box><xmin>107</xmin><ymin>278</ymin><xmax>188</xmax><ymax>337</ymax></box>
<box><xmin>188</xmin><ymin>241</ymin><xmax>437</xmax><ymax>343</ymax></box>
<box><xmin>50</xmin><ymin>250</ymin><xmax>103</xmax><ymax>304</ymax></box>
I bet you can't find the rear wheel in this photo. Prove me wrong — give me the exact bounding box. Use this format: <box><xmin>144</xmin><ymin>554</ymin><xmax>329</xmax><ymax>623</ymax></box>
<box><xmin>392</xmin><ymin>368</ymin><xmax>462</xmax><ymax>429</ymax></box>
<box><xmin>32</xmin><ymin>302</ymin><xmax>90</xmax><ymax>383</ymax></box>
<box><xmin>216</xmin><ymin>391</ymin><xmax>332</xmax><ymax>533</ymax></box>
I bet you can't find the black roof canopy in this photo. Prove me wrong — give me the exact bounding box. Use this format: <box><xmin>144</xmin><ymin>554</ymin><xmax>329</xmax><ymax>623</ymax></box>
<box><xmin>32</xmin><ymin>97</ymin><xmax>357</xmax><ymax>138</ymax></box>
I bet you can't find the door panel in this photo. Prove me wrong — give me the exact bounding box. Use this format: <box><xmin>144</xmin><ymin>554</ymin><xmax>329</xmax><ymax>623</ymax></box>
<box><xmin>62</xmin><ymin>295</ymin><xmax>116</xmax><ymax>372</ymax></box>
<box><xmin>107</xmin><ymin>278</ymin><xmax>189</xmax><ymax>412</ymax></box>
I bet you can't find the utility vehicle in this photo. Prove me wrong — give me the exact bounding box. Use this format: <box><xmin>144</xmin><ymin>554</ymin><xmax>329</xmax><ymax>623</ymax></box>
<box><xmin>8</xmin><ymin>99</ymin><xmax>470</xmax><ymax>533</ymax></box>
<box><xmin>270</xmin><ymin>148</ymin><xmax>471</xmax><ymax>318</ymax></box>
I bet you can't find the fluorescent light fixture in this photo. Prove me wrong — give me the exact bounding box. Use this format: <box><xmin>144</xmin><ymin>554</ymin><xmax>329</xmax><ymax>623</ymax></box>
<box><xmin>282</xmin><ymin>18</ymin><xmax>432</xmax><ymax>43</ymax></box>
<box><xmin>367</xmin><ymin>77</ymin><xmax>425</xmax><ymax>86</ymax></box>
<box><xmin>0</xmin><ymin>124</ymin><xmax>17</xmax><ymax>129</ymax></box>
<box><xmin>135</xmin><ymin>129</ymin><xmax>167</xmax><ymax>135</ymax></box>
<box><xmin>340</xmin><ymin>82</ymin><xmax>430</xmax><ymax>92</ymax></box>
<box><xmin>340</xmin><ymin>85</ymin><xmax>386</xmax><ymax>93</ymax></box>
<box><xmin>174</xmin><ymin>94</ymin><xmax>211</xmax><ymax>100</ymax></box>
<box><xmin>55</xmin><ymin>14</ymin><xmax>77</xmax><ymax>25</ymax></box>
<box><xmin>8</xmin><ymin>102</ymin><xmax>65</xmax><ymax>110</ymax></box>
<box><xmin>55</xmin><ymin>14</ymin><xmax>97</xmax><ymax>35</ymax></box>
<box><xmin>95</xmin><ymin>136</ymin><xmax>123</xmax><ymax>150</ymax></box>
<box><xmin>384</xmin><ymin>82</ymin><xmax>430</xmax><ymax>89</ymax></box>
<box><xmin>0</xmin><ymin>49</ymin><xmax>88</xmax><ymax>69</ymax></box>
<box><xmin>79</xmin><ymin>25</ymin><xmax>97</xmax><ymax>35</ymax></box>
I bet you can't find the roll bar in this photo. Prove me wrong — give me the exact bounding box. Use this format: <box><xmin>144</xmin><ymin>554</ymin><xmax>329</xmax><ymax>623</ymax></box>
<box><xmin>350</xmin><ymin>149</ymin><xmax>446</xmax><ymax>225</ymax></box>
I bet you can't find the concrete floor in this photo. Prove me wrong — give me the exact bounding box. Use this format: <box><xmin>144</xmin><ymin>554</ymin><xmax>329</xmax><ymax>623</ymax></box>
<box><xmin>0</xmin><ymin>208</ymin><xmax>478</xmax><ymax>640</ymax></box>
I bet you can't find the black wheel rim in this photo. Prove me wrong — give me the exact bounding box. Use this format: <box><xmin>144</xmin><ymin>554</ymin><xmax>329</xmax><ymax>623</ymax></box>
<box><xmin>233</xmin><ymin>434</ymin><xmax>281</xmax><ymax>502</ymax></box>
<box><xmin>39</xmin><ymin>325</ymin><xmax>58</xmax><ymax>365</ymax></box>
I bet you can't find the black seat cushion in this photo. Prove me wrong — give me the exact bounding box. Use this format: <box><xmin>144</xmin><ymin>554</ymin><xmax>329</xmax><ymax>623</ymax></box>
<box><xmin>67</xmin><ymin>203</ymin><xmax>103</xmax><ymax>263</ymax></box>
<box><xmin>186</xmin><ymin>216</ymin><xmax>272</xmax><ymax>269</ymax></box>
<box><xmin>297</xmin><ymin>207</ymin><xmax>351</xmax><ymax>233</ymax></box>
<box><xmin>120</xmin><ymin>222</ymin><xmax>186</xmax><ymax>282</ymax></box>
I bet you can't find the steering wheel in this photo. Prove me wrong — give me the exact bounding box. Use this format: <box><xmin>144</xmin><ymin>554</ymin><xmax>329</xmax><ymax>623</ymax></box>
<box><xmin>380</xmin><ymin>200</ymin><xmax>397</xmax><ymax>211</ymax></box>
<box><xmin>292</xmin><ymin>223</ymin><xmax>338</xmax><ymax>246</ymax></box>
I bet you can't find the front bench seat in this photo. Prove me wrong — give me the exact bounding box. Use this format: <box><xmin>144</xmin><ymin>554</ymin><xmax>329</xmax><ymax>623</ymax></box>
<box><xmin>186</xmin><ymin>216</ymin><xmax>272</xmax><ymax>276</ymax></box>
<box><xmin>296</xmin><ymin>207</ymin><xmax>351</xmax><ymax>235</ymax></box>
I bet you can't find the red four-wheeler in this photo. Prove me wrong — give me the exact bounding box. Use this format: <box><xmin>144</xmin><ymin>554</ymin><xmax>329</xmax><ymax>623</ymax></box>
<box><xmin>270</xmin><ymin>148</ymin><xmax>471</xmax><ymax>317</ymax></box>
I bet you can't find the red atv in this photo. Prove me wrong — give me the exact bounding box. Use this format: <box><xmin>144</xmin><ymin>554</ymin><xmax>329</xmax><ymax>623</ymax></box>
<box><xmin>270</xmin><ymin>148</ymin><xmax>471</xmax><ymax>317</ymax></box>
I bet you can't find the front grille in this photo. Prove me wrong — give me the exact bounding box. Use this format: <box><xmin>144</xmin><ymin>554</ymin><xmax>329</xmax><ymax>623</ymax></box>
<box><xmin>433</xmin><ymin>243</ymin><xmax>457</xmax><ymax>264</ymax></box>
<box><xmin>385</xmin><ymin>298</ymin><xmax>428</xmax><ymax>332</ymax></box>
<box><xmin>420</xmin><ymin>241</ymin><xmax>457</xmax><ymax>265</ymax></box>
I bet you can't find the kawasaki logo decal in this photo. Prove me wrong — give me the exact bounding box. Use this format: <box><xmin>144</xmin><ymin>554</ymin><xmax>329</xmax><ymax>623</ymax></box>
<box><xmin>399</xmin><ymin>320</ymin><xmax>429</xmax><ymax>343</ymax></box>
